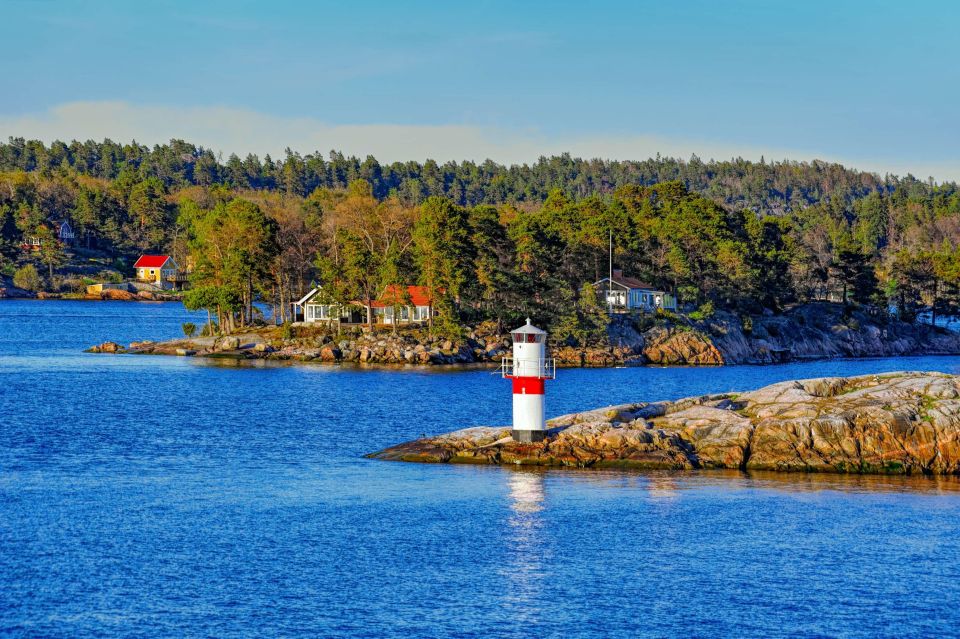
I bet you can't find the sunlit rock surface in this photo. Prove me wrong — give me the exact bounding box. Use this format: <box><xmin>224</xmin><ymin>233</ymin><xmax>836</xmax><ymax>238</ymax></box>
<box><xmin>370</xmin><ymin>372</ymin><xmax>960</xmax><ymax>475</ymax></box>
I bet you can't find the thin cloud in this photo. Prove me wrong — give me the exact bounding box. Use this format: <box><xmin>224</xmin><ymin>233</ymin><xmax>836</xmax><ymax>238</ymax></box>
<box><xmin>0</xmin><ymin>101</ymin><xmax>955</xmax><ymax>182</ymax></box>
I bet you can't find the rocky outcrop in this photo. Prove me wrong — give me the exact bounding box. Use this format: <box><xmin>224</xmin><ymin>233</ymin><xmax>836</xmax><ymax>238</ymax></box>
<box><xmin>99</xmin><ymin>289</ymin><xmax>138</xmax><ymax>301</ymax></box>
<box><xmin>640</xmin><ymin>326</ymin><xmax>725</xmax><ymax>365</ymax></box>
<box><xmin>706</xmin><ymin>303</ymin><xmax>960</xmax><ymax>364</ymax></box>
<box><xmin>370</xmin><ymin>372</ymin><xmax>960</xmax><ymax>475</ymax></box>
<box><xmin>0</xmin><ymin>286</ymin><xmax>37</xmax><ymax>299</ymax></box>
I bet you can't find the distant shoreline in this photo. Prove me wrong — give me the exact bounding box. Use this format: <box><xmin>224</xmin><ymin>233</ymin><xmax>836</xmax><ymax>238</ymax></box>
<box><xmin>0</xmin><ymin>290</ymin><xmax>180</xmax><ymax>302</ymax></box>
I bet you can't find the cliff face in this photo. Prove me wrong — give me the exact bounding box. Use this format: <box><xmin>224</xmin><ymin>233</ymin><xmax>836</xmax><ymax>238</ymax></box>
<box><xmin>370</xmin><ymin>372</ymin><xmax>960</xmax><ymax>475</ymax></box>
<box><xmin>710</xmin><ymin>304</ymin><xmax>960</xmax><ymax>364</ymax></box>
<box><xmin>598</xmin><ymin>303</ymin><xmax>960</xmax><ymax>366</ymax></box>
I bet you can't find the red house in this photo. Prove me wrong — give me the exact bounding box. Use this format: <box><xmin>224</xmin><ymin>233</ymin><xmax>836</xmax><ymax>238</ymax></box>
<box><xmin>368</xmin><ymin>285</ymin><xmax>439</xmax><ymax>324</ymax></box>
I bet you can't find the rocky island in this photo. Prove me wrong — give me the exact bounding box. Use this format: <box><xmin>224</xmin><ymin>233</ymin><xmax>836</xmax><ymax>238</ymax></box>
<box><xmin>370</xmin><ymin>372</ymin><xmax>960</xmax><ymax>475</ymax></box>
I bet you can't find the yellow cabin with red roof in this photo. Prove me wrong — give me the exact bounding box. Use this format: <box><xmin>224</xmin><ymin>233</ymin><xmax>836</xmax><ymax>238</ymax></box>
<box><xmin>134</xmin><ymin>255</ymin><xmax>185</xmax><ymax>290</ymax></box>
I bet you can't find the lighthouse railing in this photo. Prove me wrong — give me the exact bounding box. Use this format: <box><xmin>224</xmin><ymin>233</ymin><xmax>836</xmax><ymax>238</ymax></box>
<box><xmin>500</xmin><ymin>356</ymin><xmax>555</xmax><ymax>379</ymax></box>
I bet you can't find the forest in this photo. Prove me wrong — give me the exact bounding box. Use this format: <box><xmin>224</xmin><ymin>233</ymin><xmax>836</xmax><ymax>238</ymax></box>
<box><xmin>2</xmin><ymin>137</ymin><xmax>960</xmax><ymax>340</ymax></box>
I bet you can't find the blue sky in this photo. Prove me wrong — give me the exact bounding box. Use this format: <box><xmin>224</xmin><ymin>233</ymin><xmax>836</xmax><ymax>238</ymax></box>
<box><xmin>2</xmin><ymin>0</ymin><xmax>958</xmax><ymax>179</ymax></box>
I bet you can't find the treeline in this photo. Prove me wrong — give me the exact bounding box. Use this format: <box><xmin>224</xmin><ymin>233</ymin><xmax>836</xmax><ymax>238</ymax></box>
<box><xmin>1</xmin><ymin>137</ymin><xmax>941</xmax><ymax>213</ymax></box>
<box><xmin>3</xmin><ymin>137</ymin><xmax>960</xmax><ymax>340</ymax></box>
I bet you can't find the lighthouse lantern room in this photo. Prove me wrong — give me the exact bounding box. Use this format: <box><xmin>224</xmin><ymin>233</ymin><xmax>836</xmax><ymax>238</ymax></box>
<box><xmin>501</xmin><ymin>319</ymin><xmax>556</xmax><ymax>443</ymax></box>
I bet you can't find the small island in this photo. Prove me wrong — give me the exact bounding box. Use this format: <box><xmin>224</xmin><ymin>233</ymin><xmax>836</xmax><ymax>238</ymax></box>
<box><xmin>370</xmin><ymin>372</ymin><xmax>960</xmax><ymax>475</ymax></box>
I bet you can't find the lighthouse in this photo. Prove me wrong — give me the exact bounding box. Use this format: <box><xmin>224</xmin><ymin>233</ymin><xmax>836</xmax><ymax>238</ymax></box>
<box><xmin>502</xmin><ymin>319</ymin><xmax>556</xmax><ymax>443</ymax></box>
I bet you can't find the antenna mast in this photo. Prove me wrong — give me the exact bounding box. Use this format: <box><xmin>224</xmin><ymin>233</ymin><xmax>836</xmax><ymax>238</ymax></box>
<box><xmin>608</xmin><ymin>228</ymin><xmax>613</xmax><ymax>314</ymax></box>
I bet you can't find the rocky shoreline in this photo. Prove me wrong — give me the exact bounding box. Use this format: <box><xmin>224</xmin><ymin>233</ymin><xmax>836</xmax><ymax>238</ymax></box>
<box><xmin>1</xmin><ymin>286</ymin><xmax>179</xmax><ymax>301</ymax></box>
<box><xmin>370</xmin><ymin>372</ymin><xmax>960</xmax><ymax>475</ymax></box>
<box><xmin>87</xmin><ymin>324</ymin><xmax>514</xmax><ymax>364</ymax></box>
<box><xmin>87</xmin><ymin>302</ymin><xmax>960</xmax><ymax>367</ymax></box>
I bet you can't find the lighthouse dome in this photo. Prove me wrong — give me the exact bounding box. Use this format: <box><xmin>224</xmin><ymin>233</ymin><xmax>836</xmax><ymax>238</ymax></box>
<box><xmin>511</xmin><ymin>318</ymin><xmax>546</xmax><ymax>335</ymax></box>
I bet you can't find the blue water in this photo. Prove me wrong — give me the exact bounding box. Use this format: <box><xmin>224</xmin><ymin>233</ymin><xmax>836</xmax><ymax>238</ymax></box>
<box><xmin>2</xmin><ymin>300</ymin><xmax>960</xmax><ymax>638</ymax></box>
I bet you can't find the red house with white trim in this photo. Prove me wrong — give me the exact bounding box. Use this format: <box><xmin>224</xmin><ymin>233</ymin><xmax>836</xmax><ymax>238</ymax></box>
<box><xmin>369</xmin><ymin>284</ymin><xmax>438</xmax><ymax>324</ymax></box>
<box><xmin>294</xmin><ymin>284</ymin><xmax>440</xmax><ymax>324</ymax></box>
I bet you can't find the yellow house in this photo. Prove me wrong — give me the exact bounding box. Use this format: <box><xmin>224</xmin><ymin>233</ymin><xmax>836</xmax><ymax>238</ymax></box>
<box><xmin>133</xmin><ymin>255</ymin><xmax>185</xmax><ymax>290</ymax></box>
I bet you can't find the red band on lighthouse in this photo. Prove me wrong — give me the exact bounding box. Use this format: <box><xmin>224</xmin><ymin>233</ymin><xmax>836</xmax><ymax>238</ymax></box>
<box><xmin>512</xmin><ymin>377</ymin><xmax>545</xmax><ymax>395</ymax></box>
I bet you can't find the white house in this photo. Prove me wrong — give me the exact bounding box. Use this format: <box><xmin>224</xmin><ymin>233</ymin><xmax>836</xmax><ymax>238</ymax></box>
<box><xmin>293</xmin><ymin>286</ymin><xmax>364</xmax><ymax>324</ymax></box>
<box><xmin>56</xmin><ymin>220</ymin><xmax>75</xmax><ymax>244</ymax></box>
<box><xmin>369</xmin><ymin>285</ymin><xmax>437</xmax><ymax>325</ymax></box>
<box><xmin>593</xmin><ymin>270</ymin><xmax>677</xmax><ymax>312</ymax></box>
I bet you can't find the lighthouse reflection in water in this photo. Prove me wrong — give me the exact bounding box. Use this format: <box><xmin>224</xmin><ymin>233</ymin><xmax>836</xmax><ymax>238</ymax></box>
<box><xmin>502</xmin><ymin>471</ymin><xmax>548</xmax><ymax>620</ymax></box>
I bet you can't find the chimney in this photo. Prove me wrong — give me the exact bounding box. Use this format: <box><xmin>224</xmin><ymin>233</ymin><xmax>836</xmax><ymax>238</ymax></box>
<box><xmin>612</xmin><ymin>269</ymin><xmax>623</xmax><ymax>278</ymax></box>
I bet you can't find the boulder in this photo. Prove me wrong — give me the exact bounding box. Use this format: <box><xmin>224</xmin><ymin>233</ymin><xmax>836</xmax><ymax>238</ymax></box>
<box><xmin>320</xmin><ymin>345</ymin><xmax>342</xmax><ymax>362</ymax></box>
<box><xmin>100</xmin><ymin>289</ymin><xmax>137</xmax><ymax>301</ymax></box>
<box><xmin>87</xmin><ymin>341</ymin><xmax>123</xmax><ymax>354</ymax></box>
<box><xmin>252</xmin><ymin>343</ymin><xmax>274</xmax><ymax>353</ymax></box>
<box><xmin>217</xmin><ymin>336</ymin><xmax>241</xmax><ymax>350</ymax></box>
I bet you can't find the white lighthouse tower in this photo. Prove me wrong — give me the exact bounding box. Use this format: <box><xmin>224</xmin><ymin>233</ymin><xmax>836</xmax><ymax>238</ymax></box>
<box><xmin>502</xmin><ymin>319</ymin><xmax>556</xmax><ymax>443</ymax></box>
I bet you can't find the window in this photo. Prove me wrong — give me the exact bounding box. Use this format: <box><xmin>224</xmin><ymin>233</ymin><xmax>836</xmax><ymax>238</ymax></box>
<box><xmin>400</xmin><ymin>306</ymin><xmax>410</xmax><ymax>321</ymax></box>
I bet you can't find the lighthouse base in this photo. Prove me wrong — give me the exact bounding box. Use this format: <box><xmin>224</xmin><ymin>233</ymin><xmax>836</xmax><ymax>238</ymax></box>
<box><xmin>511</xmin><ymin>429</ymin><xmax>547</xmax><ymax>443</ymax></box>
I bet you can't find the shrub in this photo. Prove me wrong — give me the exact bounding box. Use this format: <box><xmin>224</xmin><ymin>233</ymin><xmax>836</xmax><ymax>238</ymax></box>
<box><xmin>55</xmin><ymin>277</ymin><xmax>87</xmax><ymax>294</ymax></box>
<box><xmin>13</xmin><ymin>264</ymin><xmax>41</xmax><ymax>291</ymax></box>
<box><xmin>280</xmin><ymin>321</ymin><xmax>294</xmax><ymax>339</ymax></box>
<box><xmin>98</xmin><ymin>270</ymin><xmax>124</xmax><ymax>284</ymax></box>
<box><xmin>689</xmin><ymin>301</ymin><xmax>715</xmax><ymax>321</ymax></box>
<box><xmin>200</xmin><ymin>322</ymin><xmax>219</xmax><ymax>336</ymax></box>
<box><xmin>655</xmin><ymin>308</ymin><xmax>681</xmax><ymax>323</ymax></box>
<box><xmin>182</xmin><ymin>322</ymin><xmax>197</xmax><ymax>338</ymax></box>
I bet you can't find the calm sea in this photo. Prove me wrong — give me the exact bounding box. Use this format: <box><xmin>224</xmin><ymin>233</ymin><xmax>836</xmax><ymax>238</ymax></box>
<box><xmin>2</xmin><ymin>300</ymin><xmax>959</xmax><ymax>638</ymax></box>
